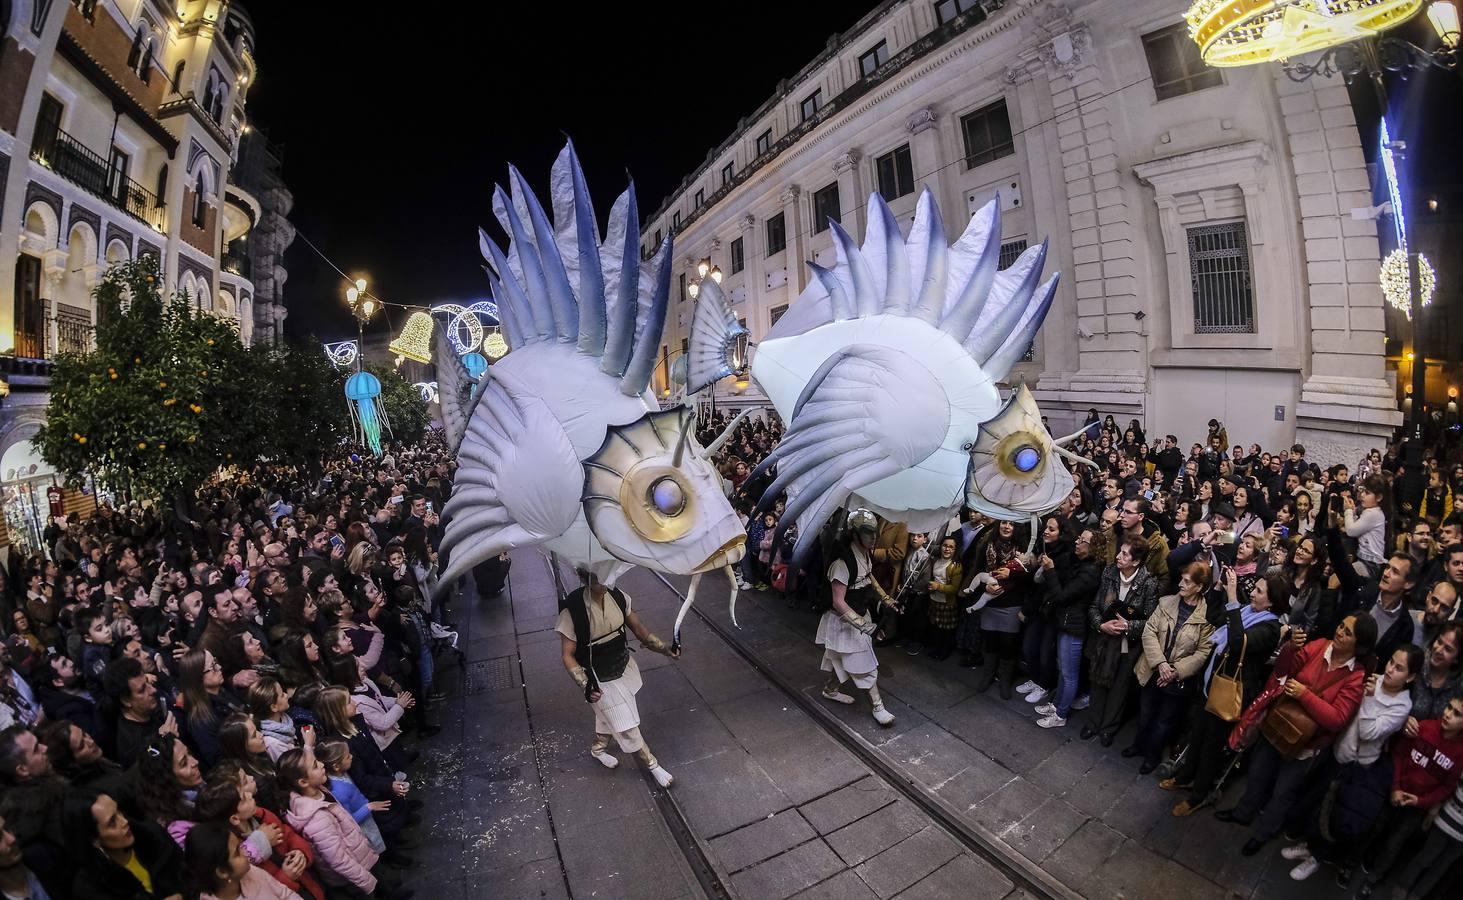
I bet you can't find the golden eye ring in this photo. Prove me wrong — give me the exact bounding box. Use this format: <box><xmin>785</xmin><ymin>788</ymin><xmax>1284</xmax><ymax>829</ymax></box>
<box><xmin>619</xmin><ymin>464</ymin><xmax>697</xmax><ymax>543</ymax></box>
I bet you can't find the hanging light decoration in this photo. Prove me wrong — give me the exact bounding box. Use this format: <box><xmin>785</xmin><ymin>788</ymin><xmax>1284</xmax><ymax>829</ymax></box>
<box><xmin>431</xmin><ymin>303</ymin><xmax>485</xmax><ymax>354</ymax></box>
<box><xmin>461</xmin><ymin>352</ymin><xmax>488</xmax><ymax>380</ymax></box>
<box><xmin>482</xmin><ymin>330</ymin><xmax>510</xmax><ymax>361</ymax></box>
<box><xmin>389</xmin><ymin>311</ymin><xmax>434</xmax><ymax>363</ymax></box>
<box><xmin>323</xmin><ymin>340</ymin><xmax>358</xmax><ymax>369</ymax></box>
<box><xmin>1380</xmin><ymin>249</ymin><xmax>1436</xmax><ymax>318</ymax></box>
<box><xmin>345</xmin><ymin>371</ymin><xmax>390</xmax><ymax>456</ymax></box>
<box><xmin>413</xmin><ymin>381</ymin><xmax>440</xmax><ymax>404</ymax></box>
<box><xmin>1185</xmin><ymin>0</ymin><xmax>1427</xmax><ymax>67</ymax></box>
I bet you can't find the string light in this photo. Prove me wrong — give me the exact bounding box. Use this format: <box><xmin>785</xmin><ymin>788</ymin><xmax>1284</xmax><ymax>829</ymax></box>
<box><xmin>323</xmin><ymin>340</ymin><xmax>358</xmax><ymax>369</ymax></box>
<box><xmin>1380</xmin><ymin>249</ymin><xmax>1435</xmax><ymax>318</ymax></box>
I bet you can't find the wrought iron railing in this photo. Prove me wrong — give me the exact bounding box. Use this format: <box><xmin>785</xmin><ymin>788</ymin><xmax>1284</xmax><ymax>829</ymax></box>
<box><xmin>31</xmin><ymin>125</ymin><xmax>165</xmax><ymax>230</ymax></box>
<box><xmin>13</xmin><ymin>328</ymin><xmax>45</xmax><ymax>361</ymax></box>
<box><xmin>222</xmin><ymin>251</ymin><xmax>252</xmax><ymax>278</ymax></box>
<box><xmin>55</xmin><ymin>315</ymin><xmax>95</xmax><ymax>356</ymax></box>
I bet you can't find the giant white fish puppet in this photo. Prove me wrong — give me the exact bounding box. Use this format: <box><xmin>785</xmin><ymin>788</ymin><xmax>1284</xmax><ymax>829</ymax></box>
<box><xmin>432</xmin><ymin>143</ymin><xmax>748</xmax><ymax>647</ymax></box>
<box><xmin>719</xmin><ymin>187</ymin><xmax>1094</xmax><ymax>558</ymax></box>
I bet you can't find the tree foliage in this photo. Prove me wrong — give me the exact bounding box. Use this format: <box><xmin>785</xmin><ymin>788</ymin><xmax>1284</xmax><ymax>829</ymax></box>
<box><xmin>35</xmin><ymin>258</ymin><xmax>355</xmax><ymax>498</ymax></box>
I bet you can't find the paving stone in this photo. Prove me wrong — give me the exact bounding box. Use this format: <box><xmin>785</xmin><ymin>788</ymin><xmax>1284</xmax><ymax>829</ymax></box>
<box><xmin>808</xmin><ymin>683</ymin><xmax>928</xmax><ymax>747</ymax></box>
<box><xmin>729</xmin><ymin>838</ymin><xmax>846</xmax><ymax>900</ymax></box>
<box><xmin>708</xmin><ymin>809</ymin><xmax>817</xmax><ymax>873</ymax></box>
<box><xmin>853</xmin><ymin>826</ymin><xmax>962</xmax><ymax>899</ymax></box>
<box><xmin>890</xmin><ymin>853</ymin><xmax>1015</xmax><ymax>900</ymax></box>
<box><xmin>939</xmin><ymin>698</ymin><xmax>1069</xmax><ymax>775</ymax></box>
<box><xmin>1040</xmin><ymin>818</ymin><xmax>1126</xmax><ymax>890</ymax></box>
<box><xmin>799</xmin><ymin>775</ymin><xmax>899</xmax><ymax>834</ymax></box>
<box><xmin>541</xmin><ymin>754</ymin><xmax>653</xmax><ymax>825</ymax></box>
<box><xmin>1028</xmin><ymin>736</ymin><xmax>1102</xmax><ymax>798</ymax></box>
<box><xmin>557</xmin><ymin>810</ymin><xmax>695</xmax><ymax>900</ymax></box>
<box><xmin>748</xmin><ymin>729</ymin><xmax>868</xmax><ymax>806</ymax></box>
<box><xmin>1086</xmin><ymin>838</ymin><xmax>1229</xmax><ymax>900</ymax></box>
<box><xmin>640</xmin><ymin>705</ymin><xmax>736</xmax><ymax>767</ymax></box>
<box><xmin>932</xmin><ymin>755</ymin><xmax>1016</xmax><ymax>811</ymax></box>
<box><xmin>670</xmin><ymin>749</ymin><xmax>791</xmax><ymax>837</ymax></box>
<box><xmin>999</xmin><ymin>796</ymin><xmax>1088</xmax><ymax>864</ymax></box>
<box><xmin>713</xmin><ymin>687</ymin><xmax>809</xmax><ymax>746</ymax></box>
<box><xmin>1103</xmin><ymin>772</ymin><xmax>1184</xmax><ymax>842</ymax></box>
<box><xmin>825</xmin><ymin>798</ymin><xmax>929</xmax><ymax>866</ymax></box>
<box><xmin>878</xmin><ymin>656</ymin><xmax>979</xmax><ymax>710</ymax></box>
<box><xmin>517</xmin><ymin>633</ymin><xmax>566</xmax><ymax>676</ymax></box>
<box><xmin>789</xmin><ymin>868</ymin><xmax>879</xmax><ymax>900</ymax></box>
<box><xmin>471</xmin><ymin>857</ymin><xmax>569</xmax><ymax>899</ymax></box>
<box><xmin>1061</xmin><ymin>751</ymin><xmax>1140</xmax><ymax>819</ymax></box>
<box><xmin>882</xmin><ymin>721</ymin><xmax>982</xmax><ymax>789</ymax></box>
<box><xmin>966</xmin><ymin>776</ymin><xmax>1049</xmax><ymax>837</ymax></box>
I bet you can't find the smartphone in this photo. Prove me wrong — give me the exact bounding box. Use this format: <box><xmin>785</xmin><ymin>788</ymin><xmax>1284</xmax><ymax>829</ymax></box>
<box><xmin>426</xmin><ymin>501</ymin><xmax>434</xmax><ymax>513</ymax></box>
<box><xmin>1142</xmin><ymin>490</ymin><xmax>1155</xmax><ymax>501</ymax></box>
<box><xmin>329</xmin><ymin>535</ymin><xmax>345</xmax><ymax>550</ymax></box>
<box><xmin>1276</xmin><ymin>525</ymin><xmax>1289</xmax><ymax>540</ymax></box>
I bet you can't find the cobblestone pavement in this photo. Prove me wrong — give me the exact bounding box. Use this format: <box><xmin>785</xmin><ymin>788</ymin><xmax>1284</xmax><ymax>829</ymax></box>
<box><xmin>401</xmin><ymin>553</ymin><xmax>1359</xmax><ymax>899</ymax></box>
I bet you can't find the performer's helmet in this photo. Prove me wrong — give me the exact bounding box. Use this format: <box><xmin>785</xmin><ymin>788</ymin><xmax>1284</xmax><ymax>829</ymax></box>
<box><xmin>847</xmin><ymin>508</ymin><xmax>878</xmax><ymax>539</ymax></box>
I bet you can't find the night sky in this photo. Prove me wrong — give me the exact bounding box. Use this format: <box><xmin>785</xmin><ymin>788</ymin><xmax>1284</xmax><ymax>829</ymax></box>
<box><xmin>243</xmin><ymin>0</ymin><xmax>862</xmax><ymax>345</ymax></box>
<box><xmin>243</xmin><ymin>3</ymin><xmax>1463</xmax><ymax>347</ymax></box>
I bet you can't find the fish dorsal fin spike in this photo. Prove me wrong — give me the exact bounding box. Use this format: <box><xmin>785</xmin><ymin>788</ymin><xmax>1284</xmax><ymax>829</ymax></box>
<box><xmin>483</xmin><ymin>269</ymin><xmax>526</xmax><ymax>349</ymax></box>
<box><xmin>866</xmin><ymin>194</ymin><xmax>909</xmax><ymax>314</ymax></box>
<box><xmin>908</xmin><ymin>188</ymin><xmax>947</xmax><ymax>325</ymax></box>
<box><xmin>601</xmin><ymin>184</ymin><xmax>639</xmax><ymax>378</ymax></box>
<box><xmin>968</xmin><ymin>238</ymin><xmax>1049</xmax><ymax>364</ymax></box>
<box><xmin>940</xmin><ymin>194</ymin><xmax>1001</xmax><ymax>341</ymax></box>
<box><xmin>481</xmin><ymin>229</ymin><xmax>551</xmax><ymax>344</ymax></box>
<box><xmin>808</xmin><ymin>262</ymin><xmax>855</xmax><ymax>322</ymax></box>
<box><xmin>619</xmin><ymin>230</ymin><xmax>673</xmax><ymax>396</ymax></box>
<box><xmin>829</xmin><ymin>220</ymin><xmax>878</xmax><ymax>318</ymax></box>
<box><xmin>509</xmin><ymin>165</ymin><xmax>578</xmax><ymax>344</ymax></box>
<box><xmin>985</xmin><ymin>272</ymin><xmax>1059</xmax><ymax>381</ymax></box>
<box><xmin>564</xmin><ymin>140</ymin><xmax>607</xmax><ymax>356</ymax></box>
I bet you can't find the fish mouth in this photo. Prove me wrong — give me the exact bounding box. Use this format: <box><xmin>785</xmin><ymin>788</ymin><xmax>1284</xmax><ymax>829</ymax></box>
<box><xmin>694</xmin><ymin>535</ymin><xmax>746</xmax><ymax>573</ymax></box>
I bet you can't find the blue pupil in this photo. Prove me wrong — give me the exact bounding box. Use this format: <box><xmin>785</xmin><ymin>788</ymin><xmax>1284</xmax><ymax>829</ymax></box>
<box><xmin>652</xmin><ymin>479</ymin><xmax>685</xmax><ymax>515</ymax></box>
<box><xmin>1013</xmin><ymin>446</ymin><xmax>1040</xmax><ymax>473</ymax></box>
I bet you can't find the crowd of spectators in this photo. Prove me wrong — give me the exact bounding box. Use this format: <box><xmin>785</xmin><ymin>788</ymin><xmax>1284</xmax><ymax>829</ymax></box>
<box><xmin>714</xmin><ymin>407</ymin><xmax>1463</xmax><ymax>898</ymax></box>
<box><xmin>0</xmin><ymin>439</ymin><xmax>471</xmax><ymax>899</ymax></box>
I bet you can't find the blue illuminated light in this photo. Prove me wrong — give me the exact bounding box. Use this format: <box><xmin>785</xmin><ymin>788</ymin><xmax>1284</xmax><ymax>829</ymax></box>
<box><xmin>1014</xmin><ymin>446</ymin><xmax>1040</xmax><ymax>473</ymax></box>
<box><xmin>1379</xmin><ymin>118</ymin><xmax>1407</xmax><ymax>249</ymax></box>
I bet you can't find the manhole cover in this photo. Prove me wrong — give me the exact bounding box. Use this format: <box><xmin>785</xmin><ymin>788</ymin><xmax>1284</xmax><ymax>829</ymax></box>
<box><xmin>466</xmin><ymin>656</ymin><xmax>516</xmax><ymax>695</ymax></box>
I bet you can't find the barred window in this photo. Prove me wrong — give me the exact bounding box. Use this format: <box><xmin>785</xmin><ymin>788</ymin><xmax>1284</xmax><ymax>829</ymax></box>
<box><xmin>1188</xmin><ymin>221</ymin><xmax>1255</xmax><ymax>334</ymax></box>
<box><xmin>998</xmin><ymin>238</ymin><xmax>1027</xmax><ymax>269</ymax></box>
<box><xmin>730</xmin><ymin>237</ymin><xmax>745</xmax><ymax>274</ymax></box>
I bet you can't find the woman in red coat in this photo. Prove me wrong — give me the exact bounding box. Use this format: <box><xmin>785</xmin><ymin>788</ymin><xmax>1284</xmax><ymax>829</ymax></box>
<box><xmin>1215</xmin><ymin>613</ymin><xmax>1377</xmax><ymax>856</ymax></box>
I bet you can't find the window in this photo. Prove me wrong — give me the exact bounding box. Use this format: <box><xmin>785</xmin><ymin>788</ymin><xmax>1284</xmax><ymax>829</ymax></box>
<box><xmin>155</xmin><ymin>163</ymin><xmax>168</xmax><ymax>204</ymax></box>
<box><xmin>694</xmin><ymin>188</ymin><xmax>705</xmax><ymax>209</ymax></box>
<box><xmin>672</xmin><ymin>211</ymin><xmax>681</xmax><ymax>232</ymax></box>
<box><xmin>998</xmin><ymin>239</ymin><xmax>1027</xmax><ymax>269</ymax></box>
<box><xmin>32</xmin><ymin>93</ymin><xmax>62</xmax><ymax>156</ymax></box>
<box><xmin>730</xmin><ymin>237</ymin><xmax>744</xmax><ymax>275</ymax></box>
<box><xmin>770</xmin><ymin>304</ymin><xmax>789</xmax><ymax>328</ymax></box>
<box><xmin>202</xmin><ymin>68</ymin><xmax>227</xmax><ymax>123</ymax></box>
<box><xmin>960</xmin><ymin>99</ymin><xmax>1014</xmax><ymax>169</ymax></box>
<box><xmin>653</xmin><ymin>229</ymin><xmax>661</xmax><ymax>247</ymax></box>
<box><xmin>722</xmin><ymin>163</ymin><xmax>735</xmax><ymax>186</ymax></box>
<box><xmin>679</xmin><ymin>272</ymin><xmax>687</xmax><ymax>303</ymax></box>
<box><xmin>875</xmin><ymin>144</ymin><xmax>914</xmax><ymax>200</ymax></box>
<box><xmin>192</xmin><ymin>172</ymin><xmax>207</xmax><ymax>228</ymax></box>
<box><xmin>858</xmin><ymin>41</ymin><xmax>890</xmax><ymax>78</ymax></box>
<box><xmin>756</xmin><ymin>129</ymin><xmax>772</xmax><ymax>156</ymax></box>
<box><xmin>934</xmin><ymin>0</ymin><xmax>986</xmax><ymax>26</ymax></box>
<box><xmin>107</xmin><ymin>146</ymin><xmax>130</xmax><ymax>203</ymax></box>
<box><xmin>172</xmin><ymin>60</ymin><xmax>186</xmax><ymax>94</ymax></box>
<box><xmin>1143</xmin><ymin>23</ymin><xmax>1222</xmax><ymax>102</ymax></box>
<box><xmin>1188</xmin><ymin>221</ymin><xmax>1255</xmax><ymax>334</ymax></box>
<box><xmin>799</xmin><ymin>89</ymin><xmax>823</xmax><ymax>123</ymax></box>
<box><xmin>766</xmin><ymin>213</ymin><xmax>786</xmax><ymax>255</ymax></box>
<box><xmin>126</xmin><ymin>31</ymin><xmax>144</xmax><ymax>70</ymax></box>
<box><xmin>812</xmin><ymin>183</ymin><xmax>841</xmax><ymax>234</ymax></box>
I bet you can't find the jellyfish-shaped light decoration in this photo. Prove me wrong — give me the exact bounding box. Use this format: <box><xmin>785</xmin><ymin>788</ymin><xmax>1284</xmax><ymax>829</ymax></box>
<box><xmin>345</xmin><ymin>371</ymin><xmax>391</xmax><ymax>457</ymax></box>
<box><xmin>461</xmin><ymin>352</ymin><xmax>488</xmax><ymax>380</ymax></box>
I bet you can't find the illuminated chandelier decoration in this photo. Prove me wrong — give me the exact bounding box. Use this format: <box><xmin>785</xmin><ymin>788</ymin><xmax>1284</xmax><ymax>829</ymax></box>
<box><xmin>323</xmin><ymin>340</ymin><xmax>358</xmax><ymax>369</ymax></box>
<box><xmin>389</xmin><ymin>311</ymin><xmax>435</xmax><ymax>364</ymax></box>
<box><xmin>482</xmin><ymin>329</ymin><xmax>509</xmax><ymax>361</ymax></box>
<box><xmin>1185</xmin><ymin>1</ymin><xmax>1428</xmax><ymax>67</ymax></box>
<box><xmin>1381</xmin><ymin>249</ymin><xmax>1436</xmax><ymax>318</ymax></box>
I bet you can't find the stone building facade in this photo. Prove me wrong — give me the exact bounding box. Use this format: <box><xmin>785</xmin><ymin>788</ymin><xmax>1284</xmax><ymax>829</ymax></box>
<box><xmin>644</xmin><ymin>0</ymin><xmax>1401</xmax><ymax>467</ymax></box>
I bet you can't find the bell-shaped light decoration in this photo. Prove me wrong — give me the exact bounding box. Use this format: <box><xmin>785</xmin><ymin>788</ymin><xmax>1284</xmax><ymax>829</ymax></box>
<box><xmin>389</xmin><ymin>311</ymin><xmax>434</xmax><ymax>364</ymax></box>
<box><xmin>482</xmin><ymin>330</ymin><xmax>510</xmax><ymax>361</ymax></box>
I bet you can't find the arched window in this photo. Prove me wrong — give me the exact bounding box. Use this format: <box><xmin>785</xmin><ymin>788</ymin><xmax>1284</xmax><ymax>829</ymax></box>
<box><xmin>201</xmin><ymin>68</ymin><xmax>227</xmax><ymax>124</ymax></box>
<box><xmin>192</xmin><ymin>172</ymin><xmax>207</xmax><ymax>228</ymax></box>
<box><xmin>172</xmin><ymin>60</ymin><xmax>186</xmax><ymax>94</ymax></box>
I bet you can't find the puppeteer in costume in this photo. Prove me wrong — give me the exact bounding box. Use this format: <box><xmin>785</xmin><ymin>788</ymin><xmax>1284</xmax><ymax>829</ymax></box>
<box><xmin>556</xmin><ymin>571</ymin><xmax>678</xmax><ymax>786</ymax></box>
<box><xmin>818</xmin><ymin>509</ymin><xmax>898</xmax><ymax>725</ymax></box>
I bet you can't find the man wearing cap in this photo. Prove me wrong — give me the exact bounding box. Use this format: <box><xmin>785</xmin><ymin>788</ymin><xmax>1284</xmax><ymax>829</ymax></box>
<box><xmin>817</xmin><ymin>509</ymin><xmax>897</xmax><ymax>726</ymax></box>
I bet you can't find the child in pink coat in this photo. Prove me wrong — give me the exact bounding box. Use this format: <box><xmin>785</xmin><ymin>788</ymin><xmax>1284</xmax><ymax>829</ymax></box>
<box><xmin>278</xmin><ymin>747</ymin><xmax>403</xmax><ymax>898</ymax></box>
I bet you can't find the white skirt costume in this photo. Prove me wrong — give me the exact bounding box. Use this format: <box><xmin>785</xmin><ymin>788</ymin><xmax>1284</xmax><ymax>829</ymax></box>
<box><xmin>555</xmin><ymin>589</ymin><xmax>646</xmax><ymax>752</ymax></box>
<box><xmin>817</xmin><ymin>547</ymin><xmax>880</xmax><ymax>689</ymax></box>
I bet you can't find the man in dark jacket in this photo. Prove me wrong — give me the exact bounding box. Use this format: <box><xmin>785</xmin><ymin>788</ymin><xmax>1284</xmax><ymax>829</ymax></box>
<box><xmin>37</xmin><ymin>656</ymin><xmax>102</xmax><ymax>741</ymax></box>
<box><xmin>1155</xmin><ymin>435</ymin><xmax>1184</xmax><ymax>490</ymax></box>
<box><xmin>1033</xmin><ymin>530</ymin><xmax>1105</xmax><ymax>728</ymax></box>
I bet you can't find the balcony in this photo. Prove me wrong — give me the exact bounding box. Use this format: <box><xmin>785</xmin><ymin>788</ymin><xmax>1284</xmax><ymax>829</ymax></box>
<box><xmin>31</xmin><ymin>126</ymin><xmax>165</xmax><ymax>231</ymax></box>
<box><xmin>222</xmin><ymin>250</ymin><xmax>252</xmax><ymax>279</ymax></box>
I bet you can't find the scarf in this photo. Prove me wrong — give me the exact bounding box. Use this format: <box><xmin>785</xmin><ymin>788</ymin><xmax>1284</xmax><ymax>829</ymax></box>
<box><xmin>1203</xmin><ymin>604</ymin><xmax>1278</xmax><ymax>689</ymax></box>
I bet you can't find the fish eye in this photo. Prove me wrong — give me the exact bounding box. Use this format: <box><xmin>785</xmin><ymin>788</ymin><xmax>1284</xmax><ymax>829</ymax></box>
<box><xmin>649</xmin><ymin>477</ymin><xmax>686</xmax><ymax>516</ymax></box>
<box><xmin>1012</xmin><ymin>445</ymin><xmax>1041</xmax><ymax>473</ymax></box>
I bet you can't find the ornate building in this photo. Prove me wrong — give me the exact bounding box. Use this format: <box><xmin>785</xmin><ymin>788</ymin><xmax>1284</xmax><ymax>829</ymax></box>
<box><xmin>0</xmin><ymin>0</ymin><xmax>290</xmax><ymax>551</ymax></box>
<box><xmin>645</xmin><ymin>0</ymin><xmax>1402</xmax><ymax>467</ymax></box>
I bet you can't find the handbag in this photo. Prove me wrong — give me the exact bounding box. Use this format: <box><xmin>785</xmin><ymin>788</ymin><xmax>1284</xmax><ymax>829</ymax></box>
<box><xmin>770</xmin><ymin>564</ymin><xmax>788</xmax><ymax>593</ymax></box>
<box><xmin>1204</xmin><ymin>634</ymin><xmax>1247</xmax><ymax>722</ymax></box>
<box><xmin>1259</xmin><ymin>664</ymin><xmax>1353</xmax><ymax>759</ymax></box>
<box><xmin>1227</xmin><ymin>679</ymin><xmax>1285</xmax><ymax>752</ymax></box>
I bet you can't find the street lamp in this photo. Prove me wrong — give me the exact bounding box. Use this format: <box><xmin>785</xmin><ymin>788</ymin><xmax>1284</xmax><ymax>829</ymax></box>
<box><xmin>686</xmin><ymin>255</ymin><xmax>722</xmax><ymax>302</ymax></box>
<box><xmin>346</xmin><ymin>278</ymin><xmax>378</xmax><ymax>374</ymax></box>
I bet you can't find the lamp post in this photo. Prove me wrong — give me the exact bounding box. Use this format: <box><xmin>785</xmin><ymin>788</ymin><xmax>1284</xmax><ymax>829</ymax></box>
<box><xmin>345</xmin><ymin>278</ymin><xmax>377</xmax><ymax>375</ymax></box>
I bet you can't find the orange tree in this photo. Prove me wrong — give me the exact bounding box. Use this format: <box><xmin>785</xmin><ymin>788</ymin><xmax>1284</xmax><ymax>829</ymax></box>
<box><xmin>267</xmin><ymin>339</ymin><xmax>349</xmax><ymax>477</ymax></box>
<box><xmin>36</xmin><ymin>257</ymin><xmax>276</xmax><ymax>499</ymax></box>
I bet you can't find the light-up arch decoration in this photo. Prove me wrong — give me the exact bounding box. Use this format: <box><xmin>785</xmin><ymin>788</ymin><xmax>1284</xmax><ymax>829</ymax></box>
<box><xmin>430</xmin><ymin>300</ymin><xmax>501</xmax><ymax>354</ymax></box>
<box><xmin>324</xmin><ymin>340</ymin><xmax>359</xmax><ymax>369</ymax></box>
<box><xmin>414</xmin><ymin>381</ymin><xmax>440</xmax><ymax>403</ymax></box>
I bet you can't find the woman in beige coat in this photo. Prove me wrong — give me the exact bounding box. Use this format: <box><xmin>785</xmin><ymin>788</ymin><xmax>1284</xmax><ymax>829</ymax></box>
<box><xmin>1125</xmin><ymin>560</ymin><xmax>1216</xmax><ymax>774</ymax></box>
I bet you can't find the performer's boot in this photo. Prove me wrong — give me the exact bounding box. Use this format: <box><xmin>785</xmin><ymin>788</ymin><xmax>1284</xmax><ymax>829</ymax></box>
<box><xmin>867</xmin><ymin>684</ymin><xmax>896</xmax><ymax>727</ymax></box>
<box><xmin>590</xmin><ymin>733</ymin><xmax>619</xmax><ymax>770</ymax></box>
<box><xmin>821</xmin><ymin>678</ymin><xmax>856</xmax><ymax>705</ymax></box>
<box><xmin>636</xmin><ymin>745</ymin><xmax>673</xmax><ymax>787</ymax></box>
<box><xmin>975</xmin><ymin>656</ymin><xmax>998</xmax><ymax>693</ymax></box>
<box><xmin>997</xmin><ymin>659</ymin><xmax>1018</xmax><ymax>700</ymax></box>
